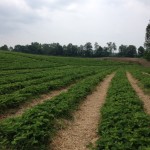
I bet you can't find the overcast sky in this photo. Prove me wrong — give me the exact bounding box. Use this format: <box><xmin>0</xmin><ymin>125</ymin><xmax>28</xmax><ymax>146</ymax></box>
<box><xmin>0</xmin><ymin>0</ymin><xmax>150</xmax><ymax>48</ymax></box>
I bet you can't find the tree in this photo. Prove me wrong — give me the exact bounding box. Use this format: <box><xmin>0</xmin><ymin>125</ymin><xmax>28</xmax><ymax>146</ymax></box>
<box><xmin>14</xmin><ymin>45</ymin><xmax>23</xmax><ymax>52</ymax></box>
<box><xmin>9</xmin><ymin>47</ymin><xmax>13</xmax><ymax>51</ymax></box>
<box><xmin>106</xmin><ymin>42</ymin><xmax>117</xmax><ymax>56</ymax></box>
<box><xmin>78</xmin><ymin>45</ymin><xmax>84</xmax><ymax>56</ymax></box>
<box><xmin>126</xmin><ymin>45</ymin><xmax>137</xmax><ymax>57</ymax></box>
<box><xmin>103</xmin><ymin>47</ymin><xmax>110</xmax><ymax>57</ymax></box>
<box><xmin>138</xmin><ymin>46</ymin><xmax>145</xmax><ymax>57</ymax></box>
<box><xmin>118</xmin><ymin>45</ymin><xmax>128</xmax><ymax>57</ymax></box>
<box><xmin>71</xmin><ymin>45</ymin><xmax>78</xmax><ymax>56</ymax></box>
<box><xmin>84</xmin><ymin>42</ymin><xmax>93</xmax><ymax>57</ymax></box>
<box><xmin>144</xmin><ymin>50</ymin><xmax>150</xmax><ymax>61</ymax></box>
<box><xmin>54</xmin><ymin>43</ymin><xmax>63</xmax><ymax>56</ymax></box>
<box><xmin>50</xmin><ymin>43</ymin><xmax>63</xmax><ymax>56</ymax></box>
<box><xmin>94</xmin><ymin>42</ymin><xmax>99</xmax><ymax>50</ymax></box>
<box><xmin>42</xmin><ymin>44</ymin><xmax>51</xmax><ymax>55</ymax></box>
<box><xmin>65</xmin><ymin>43</ymin><xmax>78</xmax><ymax>56</ymax></box>
<box><xmin>144</xmin><ymin>21</ymin><xmax>150</xmax><ymax>61</ymax></box>
<box><xmin>0</xmin><ymin>45</ymin><xmax>9</xmax><ymax>51</ymax></box>
<box><xmin>94</xmin><ymin>46</ymin><xmax>104</xmax><ymax>57</ymax></box>
<box><xmin>28</xmin><ymin>42</ymin><xmax>42</xmax><ymax>54</ymax></box>
<box><xmin>144</xmin><ymin>21</ymin><xmax>150</xmax><ymax>50</ymax></box>
<box><xmin>14</xmin><ymin>45</ymin><xmax>30</xmax><ymax>53</ymax></box>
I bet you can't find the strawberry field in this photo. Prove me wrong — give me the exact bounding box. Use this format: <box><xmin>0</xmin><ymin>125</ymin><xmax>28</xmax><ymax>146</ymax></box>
<box><xmin>97</xmin><ymin>71</ymin><xmax>150</xmax><ymax>150</ymax></box>
<box><xmin>0</xmin><ymin>50</ymin><xmax>150</xmax><ymax>150</ymax></box>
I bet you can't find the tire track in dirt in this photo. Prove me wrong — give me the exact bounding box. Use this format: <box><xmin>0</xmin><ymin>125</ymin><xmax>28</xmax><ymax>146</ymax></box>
<box><xmin>0</xmin><ymin>86</ymin><xmax>71</xmax><ymax>120</ymax></box>
<box><xmin>127</xmin><ymin>72</ymin><xmax>150</xmax><ymax>115</ymax></box>
<box><xmin>50</xmin><ymin>73</ymin><xmax>115</xmax><ymax>150</ymax></box>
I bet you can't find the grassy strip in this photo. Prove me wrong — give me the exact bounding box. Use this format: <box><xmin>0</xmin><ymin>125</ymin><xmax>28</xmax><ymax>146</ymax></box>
<box><xmin>0</xmin><ymin>70</ymin><xmax>113</xmax><ymax>150</ymax></box>
<box><xmin>96</xmin><ymin>71</ymin><xmax>150</xmax><ymax>150</ymax></box>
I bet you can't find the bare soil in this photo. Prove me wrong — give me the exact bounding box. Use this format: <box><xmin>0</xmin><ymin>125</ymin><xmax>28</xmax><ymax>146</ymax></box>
<box><xmin>50</xmin><ymin>73</ymin><xmax>115</xmax><ymax>150</ymax></box>
<box><xmin>0</xmin><ymin>86</ymin><xmax>71</xmax><ymax>120</ymax></box>
<box><xmin>103</xmin><ymin>57</ymin><xmax>150</xmax><ymax>67</ymax></box>
<box><xmin>127</xmin><ymin>72</ymin><xmax>150</xmax><ymax>114</ymax></box>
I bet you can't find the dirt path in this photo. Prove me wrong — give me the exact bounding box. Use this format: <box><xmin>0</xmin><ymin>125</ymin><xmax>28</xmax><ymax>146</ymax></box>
<box><xmin>50</xmin><ymin>73</ymin><xmax>115</xmax><ymax>150</ymax></box>
<box><xmin>127</xmin><ymin>72</ymin><xmax>150</xmax><ymax>114</ymax></box>
<box><xmin>0</xmin><ymin>86</ymin><xmax>71</xmax><ymax>120</ymax></box>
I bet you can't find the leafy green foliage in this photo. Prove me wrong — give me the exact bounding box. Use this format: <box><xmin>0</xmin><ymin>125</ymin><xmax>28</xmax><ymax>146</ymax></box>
<box><xmin>0</xmin><ymin>51</ymin><xmax>138</xmax><ymax>149</ymax></box>
<box><xmin>144</xmin><ymin>50</ymin><xmax>150</xmax><ymax>61</ymax></box>
<box><xmin>0</xmin><ymin>66</ymin><xmax>110</xmax><ymax>113</ymax></box>
<box><xmin>0</xmin><ymin>51</ymin><xmax>130</xmax><ymax>114</ymax></box>
<box><xmin>0</xmin><ymin>70</ymin><xmax>113</xmax><ymax>150</ymax></box>
<box><xmin>138</xmin><ymin>46</ymin><xmax>145</xmax><ymax>57</ymax></box>
<box><xmin>96</xmin><ymin>71</ymin><xmax>150</xmax><ymax>150</ymax></box>
<box><xmin>144</xmin><ymin>23</ymin><xmax>150</xmax><ymax>50</ymax></box>
<box><xmin>129</xmin><ymin>67</ymin><xmax>150</xmax><ymax>93</ymax></box>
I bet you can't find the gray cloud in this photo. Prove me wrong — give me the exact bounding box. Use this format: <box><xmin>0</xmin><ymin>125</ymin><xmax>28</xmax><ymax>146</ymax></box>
<box><xmin>0</xmin><ymin>0</ymin><xmax>86</xmax><ymax>35</ymax></box>
<box><xmin>104</xmin><ymin>0</ymin><xmax>150</xmax><ymax>6</ymax></box>
<box><xmin>0</xmin><ymin>0</ymin><xmax>149</xmax><ymax>48</ymax></box>
<box><xmin>0</xmin><ymin>0</ymin><xmax>42</xmax><ymax>35</ymax></box>
<box><xmin>26</xmin><ymin>0</ymin><xmax>71</xmax><ymax>8</ymax></box>
<box><xmin>138</xmin><ymin>0</ymin><xmax>150</xmax><ymax>5</ymax></box>
<box><xmin>25</xmin><ymin>0</ymin><xmax>84</xmax><ymax>11</ymax></box>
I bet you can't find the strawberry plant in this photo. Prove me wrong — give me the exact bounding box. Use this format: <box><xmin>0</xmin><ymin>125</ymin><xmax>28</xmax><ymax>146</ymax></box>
<box><xmin>96</xmin><ymin>71</ymin><xmax>150</xmax><ymax>150</ymax></box>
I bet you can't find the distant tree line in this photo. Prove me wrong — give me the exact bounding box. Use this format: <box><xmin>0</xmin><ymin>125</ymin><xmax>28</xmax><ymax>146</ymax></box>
<box><xmin>118</xmin><ymin>45</ymin><xmax>145</xmax><ymax>57</ymax></box>
<box><xmin>1</xmin><ymin>21</ymin><xmax>150</xmax><ymax>59</ymax></box>
<box><xmin>0</xmin><ymin>42</ymin><xmax>145</xmax><ymax>58</ymax></box>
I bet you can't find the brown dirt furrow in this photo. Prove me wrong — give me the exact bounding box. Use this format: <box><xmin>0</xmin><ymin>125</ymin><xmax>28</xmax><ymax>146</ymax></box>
<box><xmin>0</xmin><ymin>86</ymin><xmax>71</xmax><ymax>120</ymax></box>
<box><xmin>127</xmin><ymin>72</ymin><xmax>150</xmax><ymax>114</ymax></box>
<box><xmin>50</xmin><ymin>73</ymin><xmax>115</xmax><ymax>150</ymax></box>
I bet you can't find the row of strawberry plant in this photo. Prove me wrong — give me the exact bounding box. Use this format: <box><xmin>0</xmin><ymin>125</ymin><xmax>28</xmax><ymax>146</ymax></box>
<box><xmin>0</xmin><ymin>60</ymin><xmax>58</xmax><ymax>70</ymax></box>
<box><xmin>0</xmin><ymin>69</ymin><xmax>114</xmax><ymax>150</ymax></box>
<box><xmin>0</xmin><ymin>66</ymin><xmax>109</xmax><ymax>95</ymax></box>
<box><xmin>0</xmin><ymin>67</ymin><xmax>107</xmax><ymax>114</ymax></box>
<box><xmin>0</xmin><ymin>66</ymin><xmax>87</xmax><ymax>94</ymax></box>
<box><xmin>6</xmin><ymin>51</ymin><xmax>124</xmax><ymax>67</ymax></box>
<box><xmin>96</xmin><ymin>71</ymin><xmax>150</xmax><ymax>150</ymax></box>
<box><xmin>0</xmin><ymin>51</ymin><xmax>60</xmax><ymax>70</ymax></box>
<box><xmin>0</xmin><ymin>51</ymin><xmax>132</xmax><ymax>68</ymax></box>
<box><xmin>0</xmin><ymin>67</ymin><xmax>50</xmax><ymax>77</ymax></box>
<box><xmin>142</xmin><ymin>67</ymin><xmax>150</xmax><ymax>74</ymax></box>
<box><xmin>0</xmin><ymin>66</ymin><xmax>104</xmax><ymax>96</ymax></box>
<box><xmin>0</xmin><ymin>65</ymin><xmax>102</xmax><ymax>85</ymax></box>
<box><xmin>0</xmin><ymin>65</ymin><xmax>69</xmax><ymax>76</ymax></box>
<box><xmin>0</xmin><ymin>65</ymin><xmax>73</xmax><ymax>77</ymax></box>
<box><xmin>129</xmin><ymin>68</ymin><xmax>150</xmax><ymax>92</ymax></box>
<box><xmin>0</xmin><ymin>65</ymin><xmax>74</xmax><ymax>85</ymax></box>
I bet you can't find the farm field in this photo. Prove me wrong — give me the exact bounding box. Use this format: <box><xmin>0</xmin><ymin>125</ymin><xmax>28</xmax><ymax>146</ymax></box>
<box><xmin>0</xmin><ymin>50</ymin><xmax>150</xmax><ymax>150</ymax></box>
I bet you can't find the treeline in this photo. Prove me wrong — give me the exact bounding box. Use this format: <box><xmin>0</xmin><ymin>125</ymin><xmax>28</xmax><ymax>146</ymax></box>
<box><xmin>0</xmin><ymin>42</ymin><xmax>146</xmax><ymax>58</ymax></box>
